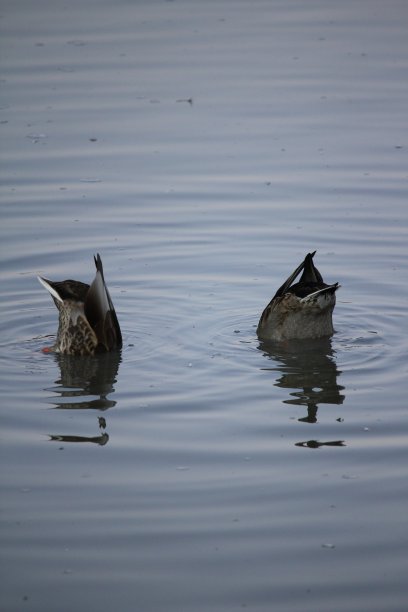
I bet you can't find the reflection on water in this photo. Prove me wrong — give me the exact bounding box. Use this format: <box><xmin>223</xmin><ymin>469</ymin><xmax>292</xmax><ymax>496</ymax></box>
<box><xmin>48</xmin><ymin>351</ymin><xmax>121</xmax><ymax>410</ymax></box>
<box><xmin>259</xmin><ymin>337</ymin><xmax>346</xmax><ymax>447</ymax></box>
<box><xmin>49</xmin><ymin>432</ymin><xmax>109</xmax><ymax>446</ymax></box>
<box><xmin>295</xmin><ymin>439</ymin><xmax>345</xmax><ymax>449</ymax></box>
<box><xmin>45</xmin><ymin>351</ymin><xmax>120</xmax><ymax>445</ymax></box>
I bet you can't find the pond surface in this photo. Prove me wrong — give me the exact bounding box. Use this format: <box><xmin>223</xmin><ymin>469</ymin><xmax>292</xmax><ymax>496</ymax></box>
<box><xmin>1</xmin><ymin>1</ymin><xmax>408</xmax><ymax>610</ymax></box>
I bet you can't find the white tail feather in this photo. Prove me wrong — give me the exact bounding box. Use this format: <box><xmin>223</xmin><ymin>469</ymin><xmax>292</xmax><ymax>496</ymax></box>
<box><xmin>37</xmin><ymin>276</ymin><xmax>63</xmax><ymax>303</ymax></box>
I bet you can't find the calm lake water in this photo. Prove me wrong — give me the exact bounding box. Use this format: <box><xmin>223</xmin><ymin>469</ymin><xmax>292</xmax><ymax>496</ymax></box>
<box><xmin>1</xmin><ymin>0</ymin><xmax>408</xmax><ymax>610</ymax></box>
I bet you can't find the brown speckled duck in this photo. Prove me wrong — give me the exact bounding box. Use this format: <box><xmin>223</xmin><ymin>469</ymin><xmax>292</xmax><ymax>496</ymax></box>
<box><xmin>257</xmin><ymin>251</ymin><xmax>339</xmax><ymax>341</ymax></box>
<box><xmin>38</xmin><ymin>254</ymin><xmax>122</xmax><ymax>355</ymax></box>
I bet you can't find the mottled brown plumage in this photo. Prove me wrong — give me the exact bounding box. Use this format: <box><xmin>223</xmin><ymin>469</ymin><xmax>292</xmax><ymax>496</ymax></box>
<box><xmin>38</xmin><ymin>254</ymin><xmax>122</xmax><ymax>355</ymax></box>
<box><xmin>257</xmin><ymin>252</ymin><xmax>339</xmax><ymax>341</ymax></box>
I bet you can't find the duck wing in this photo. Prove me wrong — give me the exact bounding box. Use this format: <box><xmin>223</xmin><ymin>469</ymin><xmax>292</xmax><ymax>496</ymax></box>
<box><xmin>85</xmin><ymin>254</ymin><xmax>122</xmax><ymax>351</ymax></box>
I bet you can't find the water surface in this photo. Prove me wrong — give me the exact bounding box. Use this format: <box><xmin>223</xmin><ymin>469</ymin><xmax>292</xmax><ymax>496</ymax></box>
<box><xmin>1</xmin><ymin>1</ymin><xmax>408</xmax><ymax>610</ymax></box>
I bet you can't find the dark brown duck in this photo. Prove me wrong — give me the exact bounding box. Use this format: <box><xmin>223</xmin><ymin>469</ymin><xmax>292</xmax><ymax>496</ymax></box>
<box><xmin>257</xmin><ymin>251</ymin><xmax>339</xmax><ymax>341</ymax></box>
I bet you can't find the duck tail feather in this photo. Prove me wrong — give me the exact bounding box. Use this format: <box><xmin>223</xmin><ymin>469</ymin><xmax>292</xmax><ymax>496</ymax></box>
<box><xmin>37</xmin><ymin>276</ymin><xmax>64</xmax><ymax>303</ymax></box>
<box><xmin>273</xmin><ymin>252</ymin><xmax>316</xmax><ymax>299</ymax></box>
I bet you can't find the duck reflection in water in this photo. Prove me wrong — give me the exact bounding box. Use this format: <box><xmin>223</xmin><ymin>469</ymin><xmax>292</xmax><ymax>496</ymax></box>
<box><xmin>49</xmin><ymin>432</ymin><xmax>109</xmax><ymax>446</ymax></box>
<box><xmin>47</xmin><ymin>350</ymin><xmax>121</xmax><ymax>446</ymax></box>
<box><xmin>259</xmin><ymin>336</ymin><xmax>345</xmax><ymax>446</ymax></box>
<box><xmin>295</xmin><ymin>440</ymin><xmax>345</xmax><ymax>449</ymax></box>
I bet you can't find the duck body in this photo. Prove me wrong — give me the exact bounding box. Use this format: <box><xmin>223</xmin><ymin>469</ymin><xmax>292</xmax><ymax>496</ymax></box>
<box><xmin>38</xmin><ymin>254</ymin><xmax>122</xmax><ymax>355</ymax></box>
<box><xmin>257</xmin><ymin>251</ymin><xmax>339</xmax><ymax>342</ymax></box>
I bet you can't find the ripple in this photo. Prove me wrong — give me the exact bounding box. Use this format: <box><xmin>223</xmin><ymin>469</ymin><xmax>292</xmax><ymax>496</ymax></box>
<box><xmin>333</xmin><ymin>300</ymin><xmax>406</xmax><ymax>384</ymax></box>
<box><xmin>1</xmin><ymin>254</ymin><xmax>407</xmax><ymax>412</ymax></box>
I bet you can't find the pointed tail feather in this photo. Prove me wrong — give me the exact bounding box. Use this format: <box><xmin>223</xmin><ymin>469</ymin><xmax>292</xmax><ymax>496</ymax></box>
<box><xmin>298</xmin><ymin>252</ymin><xmax>323</xmax><ymax>285</ymax></box>
<box><xmin>37</xmin><ymin>276</ymin><xmax>64</xmax><ymax>303</ymax></box>
<box><xmin>273</xmin><ymin>251</ymin><xmax>316</xmax><ymax>299</ymax></box>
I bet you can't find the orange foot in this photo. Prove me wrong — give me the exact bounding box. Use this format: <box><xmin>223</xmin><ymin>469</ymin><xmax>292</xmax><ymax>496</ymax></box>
<box><xmin>41</xmin><ymin>346</ymin><xmax>54</xmax><ymax>354</ymax></box>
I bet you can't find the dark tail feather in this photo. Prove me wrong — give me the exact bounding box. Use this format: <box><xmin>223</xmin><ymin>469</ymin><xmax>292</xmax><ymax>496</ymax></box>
<box><xmin>298</xmin><ymin>252</ymin><xmax>323</xmax><ymax>285</ymax></box>
<box><xmin>274</xmin><ymin>251</ymin><xmax>316</xmax><ymax>299</ymax></box>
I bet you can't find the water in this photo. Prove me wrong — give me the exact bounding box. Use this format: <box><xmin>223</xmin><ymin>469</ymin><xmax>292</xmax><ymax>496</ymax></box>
<box><xmin>1</xmin><ymin>0</ymin><xmax>408</xmax><ymax>610</ymax></box>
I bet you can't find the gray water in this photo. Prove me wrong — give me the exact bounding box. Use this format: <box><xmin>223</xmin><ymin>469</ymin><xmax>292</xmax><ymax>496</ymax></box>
<box><xmin>1</xmin><ymin>1</ymin><xmax>408</xmax><ymax>610</ymax></box>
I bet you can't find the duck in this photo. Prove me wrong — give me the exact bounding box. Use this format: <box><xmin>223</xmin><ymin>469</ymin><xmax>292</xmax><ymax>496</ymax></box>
<box><xmin>38</xmin><ymin>254</ymin><xmax>122</xmax><ymax>355</ymax></box>
<box><xmin>257</xmin><ymin>251</ymin><xmax>339</xmax><ymax>341</ymax></box>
